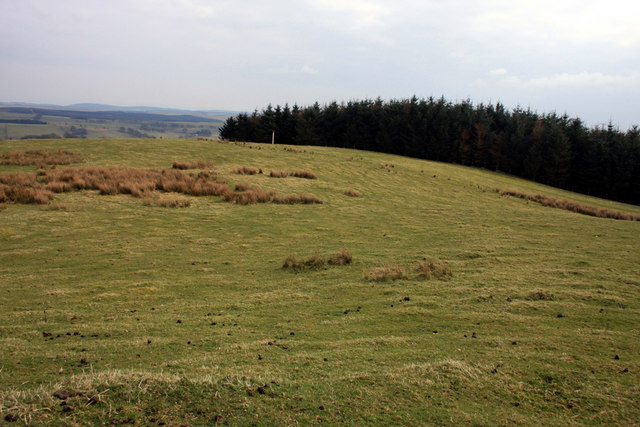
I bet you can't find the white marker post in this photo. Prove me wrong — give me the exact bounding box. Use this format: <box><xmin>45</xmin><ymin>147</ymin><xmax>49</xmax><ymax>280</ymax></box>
<box><xmin>272</xmin><ymin>130</ymin><xmax>275</xmax><ymax>145</ymax></box>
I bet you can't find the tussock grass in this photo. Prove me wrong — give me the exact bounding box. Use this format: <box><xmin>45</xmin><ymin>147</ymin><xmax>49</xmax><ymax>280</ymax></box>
<box><xmin>0</xmin><ymin>173</ymin><xmax>54</xmax><ymax>204</ymax></box>
<box><xmin>283</xmin><ymin>249</ymin><xmax>352</xmax><ymax>271</ymax></box>
<box><xmin>290</xmin><ymin>169</ymin><xmax>317</xmax><ymax>179</ymax></box>
<box><xmin>272</xmin><ymin>193</ymin><xmax>322</xmax><ymax>204</ymax></box>
<box><xmin>229</xmin><ymin>188</ymin><xmax>276</xmax><ymax>205</ymax></box>
<box><xmin>363</xmin><ymin>264</ymin><xmax>408</xmax><ymax>282</ymax></box>
<box><xmin>501</xmin><ymin>189</ymin><xmax>640</xmax><ymax>221</ymax></box>
<box><xmin>416</xmin><ymin>258</ymin><xmax>452</xmax><ymax>280</ymax></box>
<box><xmin>282</xmin><ymin>254</ymin><xmax>324</xmax><ymax>271</ymax></box>
<box><xmin>328</xmin><ymin>248</ymin><xmax>353</xmax><ymax>265</ymax></box>
<box><xmin>234</xmin><ymin>182</ymin><xmax>251</xmax><ymax>192</ymax></box>
<box><xmin>45</xmin><ymin>167</ymin><xmax>233</xmax><ymax>200</ymax></box>
<box><xmin>344</xmin><ymin>188</ymin><xmax>363</xmax><ymax>197</ymax></box>
<box><xmin>0</xmin><ymin>149</ymin><xmax>83</xmax><ymax>166</ymax></box>
<box><xmin>232</xmin><ymin>166</ymin><xmax>259</xmax><ymax>175</ymax></box>
<box><xmin>172</xmin><ymin>160</ymin><xmax>215</xmax><ymax>170</ymax></box>
<box><xmin>269</xmin><ymin>169</ymin><xmax>289</xmax><ymax>178</ymax></box>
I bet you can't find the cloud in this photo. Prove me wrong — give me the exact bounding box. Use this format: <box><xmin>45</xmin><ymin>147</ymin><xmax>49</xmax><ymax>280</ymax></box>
<box><xmin>488</xmin><ymin>68</ymin><xmax>508</xmax><ymax>76</ymax></box>
<box><xmin>499</xmin><ymin>71</ymin><xmax>640</xmax><ymax>89</ymax></box>
<box><xmin>266</xmin><ymin>64</ymin><xmax>318</xmax><ymax>74</ymax></box>
<box><xmin>471</xmin><ymin>0</ymin><xmax>640</xmax><ymax>47</ymax></box>
<box><xmin>309</xmin><ymin>0</ymin><xmax>390</xmax><ymax>28</ymax></box>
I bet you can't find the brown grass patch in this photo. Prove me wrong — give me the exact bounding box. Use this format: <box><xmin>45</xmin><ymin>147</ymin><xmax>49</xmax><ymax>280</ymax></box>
<box><xmin>0</xmin><ymin>150</ymin><xmax>83</xmax><ymax>166</ymax></box>
<box><xmin>500</xmin><ymin>189</ymin><xmax>640</xmax><ymax>221</ymax></box>
<box><xmin>290</xmin><ymin>169</ymin><xmax>317</xmax><ymax>179</ymax></box>
<box><xmin>0</xmin><ymin>173</ymin><xmax>55</xmax><ymax>204</ymax></box>
<box><xmin>283</xmin><ymin>249</ymin><xmax>352</xmax><ymax>271</ymax></box>
<box><xmin>172</xmin><ymin>160</ymin><xmax>215</xmax><ymax>170</ymax></box>
<box><xmin>235</xmin><ymin>182</ymin><xmax>251</xmax><ymax>192</ymax></box>
<box><xmin>416</xmin><ymin>258</ymin><xmax>452</xmax><ymax>280</ymax></box>
<box><xmin>269</xmin><ymin>169</ymin><xmax>289</xmax><ymax>178</ymax></box>
<box><xmin>363</xmin><ymin>264</ymin><xmax>407</xmax><ymax>282</ymax></box>
<box><xmin>272</xmin><ymin>193</ymin><xmax>322</xmax><ymax>205</ymax></box>
<box><xmin>282</xmin><ymin>253</ymin><xmax>325</xmax><ymax>271</ymax></box>
<box><xmin>0</xmin><ymin>182</ymin><xmax>54</xmax><ymax>204</ymax></box>
<box><xmin>231</xmin><ymin>188</ymin><xmax>276</xmax><ymax>205</ymax></box>
<box><xmin>345</xmin><ymin>188</ymin><xmax>363</xmax><ymax>197</ymax></box>
<box><xmin>232</xmin><ymin>166</ymin><xmax>259</xmax><ymax>175</ymax></box>
<box><xmin>328</xmin><ymin>248</ymin><xmax>353</xmax><ymax>266</ymax></box>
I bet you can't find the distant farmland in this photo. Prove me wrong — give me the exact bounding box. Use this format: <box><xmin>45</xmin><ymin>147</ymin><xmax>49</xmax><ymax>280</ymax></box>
<box><xmin>0</xmin><ymin>105</ymin><xmax>230</xmax><ymax>140</ymax></box>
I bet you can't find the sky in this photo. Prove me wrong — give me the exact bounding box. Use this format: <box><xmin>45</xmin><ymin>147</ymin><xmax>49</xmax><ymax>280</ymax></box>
<box><xmin>1</xmin><ymin>0</ymin><xmax>639</xmax><ymax>129</ymax></box>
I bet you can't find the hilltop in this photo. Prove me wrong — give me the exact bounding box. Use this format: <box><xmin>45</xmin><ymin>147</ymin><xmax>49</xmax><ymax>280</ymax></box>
<box><xmin>0</xmin><ymin>138</ymin><xmax>638</xmax><ymax>425</ymax></box>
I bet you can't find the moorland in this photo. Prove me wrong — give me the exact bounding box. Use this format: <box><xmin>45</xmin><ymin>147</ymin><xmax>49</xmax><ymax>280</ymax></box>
<box><xmin>0</xmin><ymin>137</ymin><xmax>639</xmax><ymax>425</ymax></box>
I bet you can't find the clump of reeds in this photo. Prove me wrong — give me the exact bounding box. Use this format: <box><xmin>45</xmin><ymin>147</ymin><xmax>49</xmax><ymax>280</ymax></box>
<box><xmin>500</xmin><ymin>189</ymin><xmax>640</xmax><ymax>221</ymax></box>
<box><xmin>229</xmin><ymin>188</ymin><xmax>276</xmax><ymax>205</ymax></box>
<box><xmin>283</xmin><ymin>249</ymin><xmax>353</xmax><ymax>272</ymax></box>
<box><xmin>344</xmin><ymin>189</ymin><xmax>362</xmax><ymax>197</ymax></box>
<box><xmin>272</xmin><ymin>193</ymin><xmax>322</xmax><ymax>205</ymax></box>
<box><xmin>328</xmin><ymin>248</ymin><xmax>353</xmax><ymax>266</ymax></box>
<box><xmin>416</xmin><ymin>258</ymin><xmax>452</xmax><ymax>280</ymax></box>
<box><xmin>172</xmin><ymin>160</ymin><xmax>215</xmax><ymax>170</ymax></box>
<box><xmin>232</xmin><ymin>166</ymin><xmax>259</xmax><ymax>175</ymax></box>
<box><xmin>0</xmin><ymin>150</ymin><xmax>83</xmax><ymax>166</ymax></box>
<box><xmin>290</xmin><ymin>169</ymin><xmax>317</xmax><ymax>179</ymax></box>
<box><xmin>235</xmin><ymin>182</ymin><xmax>251</xmax><ymax>192</ymax></box>
<box><xmin>282</xmin><ymin>253</ymin><xmax>325</xmax><ymax>271</ymax></box>
<box><xmin>269</xmin><ymin>169</ymin><xmax>289</xmax><ymax>178</ymax></box>
<box><xmin>363</xmin><ymin>264</ymin><xmax>407</xmax><ymax>282</ymax></box>
<box><xmin>0</xmin><ymin>173</ymin><xmax>55</xmax><ymax>204</ymax></box>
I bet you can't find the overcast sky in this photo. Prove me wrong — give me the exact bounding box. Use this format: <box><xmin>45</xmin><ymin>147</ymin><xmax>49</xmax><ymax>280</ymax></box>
<box><xmin>1</xmin><ymin>0</ymin><xmax>639</xmax><ymax>128</ymax></box>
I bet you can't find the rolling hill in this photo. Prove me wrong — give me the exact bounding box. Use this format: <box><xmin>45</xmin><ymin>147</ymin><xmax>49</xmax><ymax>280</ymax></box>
<box><xmin>0</xmin><ymin>137</ymin><xmax>638</xmax><ymax>425</ymax></box>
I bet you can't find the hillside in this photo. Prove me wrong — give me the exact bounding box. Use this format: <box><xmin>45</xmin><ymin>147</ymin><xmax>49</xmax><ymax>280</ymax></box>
<box><xmin>0</xmin><ymin>138</ymin><xmax>639</xmax><ymax>425</ymax></box>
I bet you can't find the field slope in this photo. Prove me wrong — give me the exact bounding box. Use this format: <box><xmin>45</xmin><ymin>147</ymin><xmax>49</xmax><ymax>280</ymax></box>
<box><xmin>1</xmin><ymin>138</ymin><xmax>639</xmax><ymax>425</ymax></box>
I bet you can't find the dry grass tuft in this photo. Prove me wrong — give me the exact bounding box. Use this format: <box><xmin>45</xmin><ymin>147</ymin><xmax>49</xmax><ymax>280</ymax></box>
<box><xmin>416</xmin><ymin>258</ymin><xmax>452</xmax><ymax>280</ymax></box>
<box><xmin>235</xmin><ymin>182</ymin><xmax>251</xmax><ymax>192</ymax></box>
<box><xmin>172</xmin><ymin>160</ymin><xmax>215</xmax><ymax>170</ymax></box>
<box><xmin>328</xmin><ymin>248</ymin><xmax>353</xmax><ymax>266</ymax></box>
<box><xmin>363</xmin><ymin>264</ymin><xmax>408</xmax><ymax>282</ymax></box>
<box><xmin>501</xmin><ymin>189</ymin><xmax>640</xmax><ymax>221</ymax></box>
<box><xmin>269</xmin><ymin>169</ymin><xmax>289</xmax><ymax>178</ymax></box>
<box><xmin>0</xmin><ymin>149</ymin><xmax>83</xmax><ymax>166</ymax></box>
<box><xmin>272</xmin><ymin>193</ymin><xmax>322</xmax><ymax>205</ymax></box>
<box><xmin>282</xmin><ymin>254</ymin><xmax>325</xmax><ymax>271</ymax></box>
<box><xmin>232</xmin><ymin>166</ymin><xmax>259</xmax><ymax>175</ymax></box>
<box><xmin>231</xmin><ymin>188</ymin><xmax>276</xmax><ymax>205</ymax></box>
<box><xmin>283</xmin><ymin>249</ymin><xmax>352</xmax><ymax>271</ymax></box>
<box><xmin>0</xmin><ymin>173</ymin><xmax>55</xmax><ymax>204</ymax></box>
<box><xmin>290</xmin><ymin>169</ymin><xmax>317</xmax><ymax>179</ymax></box>
<box><xmin>282</xmin><ymin>254</ymin><xmax>304</xmax><ymax>271</ymax></box>
<box><xmin>345</xmin><ymin>188</ymin><xmax>363</xmax><ymax>197</ymax></box>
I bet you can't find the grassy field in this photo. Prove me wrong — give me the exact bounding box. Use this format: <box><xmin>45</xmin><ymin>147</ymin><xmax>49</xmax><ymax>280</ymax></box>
<box><xmin>0</xmin><ymin>138</ymin><xmax>639</xmax><ymax>425</ymax></box>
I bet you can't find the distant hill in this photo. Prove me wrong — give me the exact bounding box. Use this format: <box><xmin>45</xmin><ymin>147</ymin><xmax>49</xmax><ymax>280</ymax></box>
<box><xmin>0</xmin><ymin>102</ymin><xmax>237</xmax><ymax>140</ymax></box>
<box><xmin>0</xmin><ymin>102</ymin><xmax>239</xmax><ymax>120</ymax></box>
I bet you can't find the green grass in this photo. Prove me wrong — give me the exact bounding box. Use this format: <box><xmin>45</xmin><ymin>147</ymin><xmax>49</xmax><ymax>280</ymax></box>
<box><xmin>1</xmin><ymin>138</ymin><xmax>639</xmax><ymax>425</ymax></box>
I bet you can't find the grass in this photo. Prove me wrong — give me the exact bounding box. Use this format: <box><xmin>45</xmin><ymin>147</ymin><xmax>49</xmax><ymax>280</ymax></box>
<box><xmin>0</xmin><ymin>137</ymin><xmax>639</xmax><ymax>425</ymax></box>
<box><xmin>500</xmin><ymin>189</ymin><xmax>640</xmax><ymax>221</ymax></box>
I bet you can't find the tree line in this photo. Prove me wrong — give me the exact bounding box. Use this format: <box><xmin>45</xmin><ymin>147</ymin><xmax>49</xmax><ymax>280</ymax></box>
<box><xmin>219</xmin><ymin>97</ymin><xmax>640</xmax><ymax>205</ymax></box>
